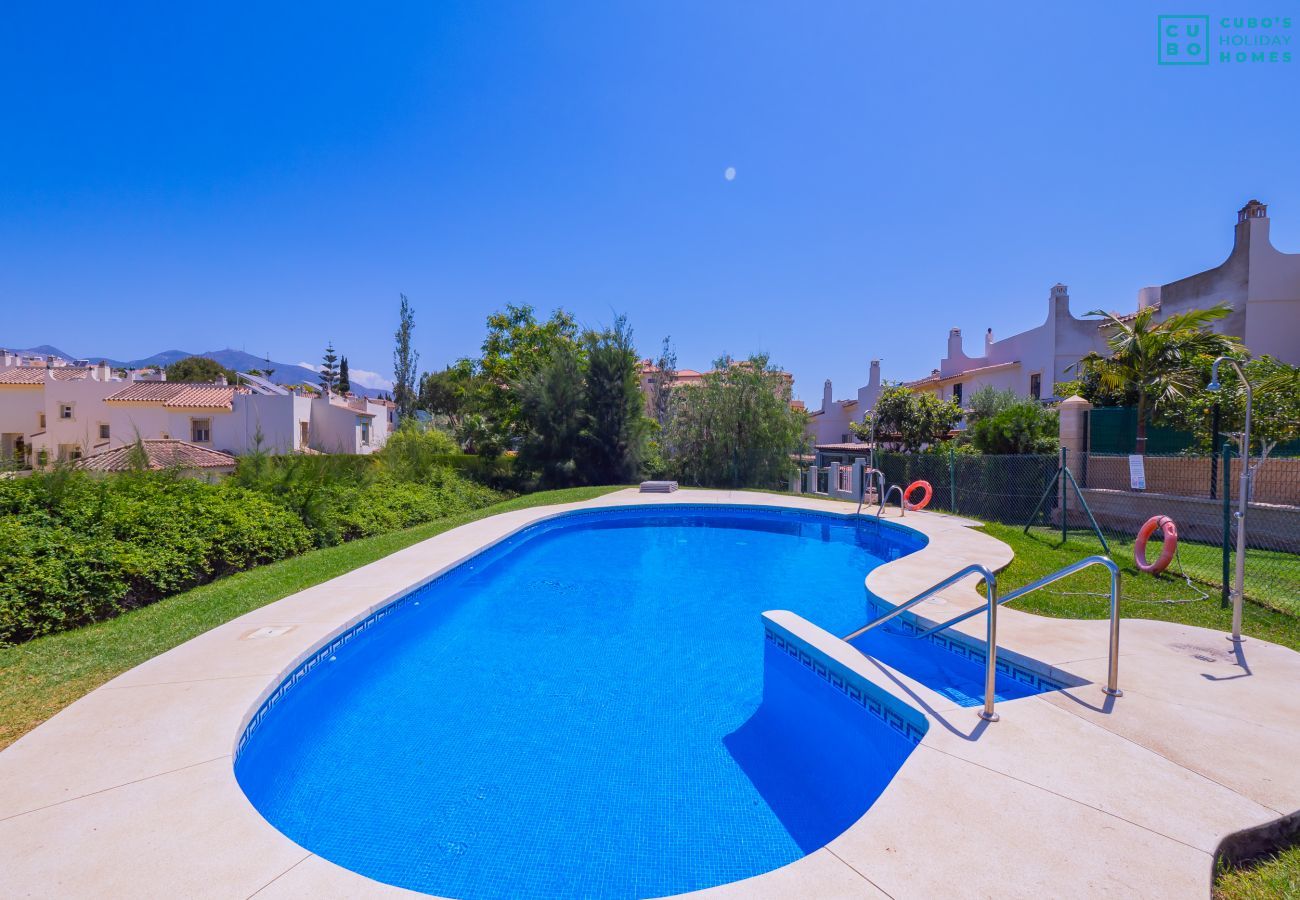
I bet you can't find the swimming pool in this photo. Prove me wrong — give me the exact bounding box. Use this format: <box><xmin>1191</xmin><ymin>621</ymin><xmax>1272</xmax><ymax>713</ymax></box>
<box><xmin>234</xmin><ymin>505</ymin><xmax>1042</xmax><ymax>898</ymax></box>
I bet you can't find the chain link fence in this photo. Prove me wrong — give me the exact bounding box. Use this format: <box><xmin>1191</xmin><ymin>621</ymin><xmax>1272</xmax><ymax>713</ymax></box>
<box><xmin>800</xmin><ymin>448</ymin><xmax>1300</xmax><ymax>615</ymax></box>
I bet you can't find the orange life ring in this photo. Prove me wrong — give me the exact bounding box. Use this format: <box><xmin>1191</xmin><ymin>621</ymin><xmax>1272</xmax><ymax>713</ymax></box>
<box><xmin>1135</xmin><ymin>515</ymin><xmax>1178</xmax><ymax>574</ymax></box>
<box><xmin>903</xmin><ymin>480</ymin><xmax>932</xmax><ymax>511</ymax></box>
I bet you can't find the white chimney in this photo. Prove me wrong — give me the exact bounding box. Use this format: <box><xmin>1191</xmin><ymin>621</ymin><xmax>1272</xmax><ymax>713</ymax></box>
<box><xmin>946</xmin><ymin>328</ymin><xmax>963</xmax><ymax>359</ymax></box>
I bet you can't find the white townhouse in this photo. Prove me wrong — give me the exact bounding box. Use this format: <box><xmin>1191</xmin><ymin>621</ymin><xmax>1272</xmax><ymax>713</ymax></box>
<box><xmin>0</xmin><ymin>364</ymin><xmax>394</xmax><ymax>469</ymax></box>
<box><xmin>804</xmin><ymin>198</ymin><xmax>1300</xmax><ymax>450</ymax></box>
<box><xmin>904</xmin><ymin>199</ymin><xmax>1300</xmax><ymax>406</ymax></box>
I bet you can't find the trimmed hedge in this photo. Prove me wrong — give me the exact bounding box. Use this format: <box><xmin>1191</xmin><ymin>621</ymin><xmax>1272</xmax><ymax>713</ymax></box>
<box><xmin>0</xmin><ymin>460</ymin><xmax>505</xmax><ymax>645</ymax></box>
<box><xmin>0</xmin><ymin>473</ymin><xmax>313</xmax><ymax>644</ymax></box>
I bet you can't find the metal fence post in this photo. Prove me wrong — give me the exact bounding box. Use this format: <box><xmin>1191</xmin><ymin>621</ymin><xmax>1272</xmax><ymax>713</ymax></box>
<box><xmin>1209</xmin><ymin>402</ymin><xmax>1221</xmax><ymax>499</ymax></box>
<box><xmin>1060</xmin><ymin>447</ymin><xmax>1069</xmax><ymax>544</ymax></box>
<box><xmin>1221</xmin><ymin>441</ymin><xmax>1233</xmax><ymax>609</ymax></box>
<box><xmin>949</xmin><ymin>444</ymin><xmax>957</xmax><ymax>512</ymax></box>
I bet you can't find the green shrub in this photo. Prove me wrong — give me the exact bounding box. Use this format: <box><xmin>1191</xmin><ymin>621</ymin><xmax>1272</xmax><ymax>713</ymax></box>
<box><xmin>378</xmin><ymin>422</ymin><xmax>461</xmax><ymax>482</ymax></box>
<box><xmin>335</xmin><ymin>470</ymin><xmax>502</xmax><ymax>539</ymax></box>
<box><xmin>0</xmin><ymin>450</ymin><xmax>507</xmax><ymax>645</ymax></box>
<box><xmin>970</xmin><ymin>401</ymin><xmax>1059</xmax><ymax>455</ymax></box>
<box><xmin>0</xmin><ymin>472</ymin><xmax>312</xmax><ymax>644</ymax></box>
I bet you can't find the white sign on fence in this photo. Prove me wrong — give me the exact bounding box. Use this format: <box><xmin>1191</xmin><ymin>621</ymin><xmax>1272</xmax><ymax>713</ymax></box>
<box><xmin>1128</xmin><ymin>454</ymin><xmax>1146</xmax><ymax>490</ymax></box>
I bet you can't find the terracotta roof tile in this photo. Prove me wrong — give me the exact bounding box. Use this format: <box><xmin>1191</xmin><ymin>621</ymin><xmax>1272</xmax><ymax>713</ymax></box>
<box><xmin>902</xmin><ymin>360</ymin><xmax>1020</xmax><ymax>388</ymax></box>
<box><xmin>0</xmin><ymin>367</ymin><xmax>93</xmax><ymax>385</ymax></box>
<box><xmin>74</xmin><ymin>440</ymin><xmax>237</xmax><ymax>472</ymax></box>
<box><xmin>105</xmin><ymin>382</ymin><xmax>236</xmax><ymax>409</ymax></box>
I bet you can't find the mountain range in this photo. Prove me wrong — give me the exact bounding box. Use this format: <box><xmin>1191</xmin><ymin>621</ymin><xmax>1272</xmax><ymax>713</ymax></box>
<box><xmin>7</xmin><ymin>345</ymin><xmax>390</xmax><ymax>398</ymax></box>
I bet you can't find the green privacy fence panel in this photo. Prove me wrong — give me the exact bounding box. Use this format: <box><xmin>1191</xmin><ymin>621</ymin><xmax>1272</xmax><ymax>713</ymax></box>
<box><xmin>1087</xmin><ymin>407</ymin><xmax>1196</xmax><ymax>455</ymax></box>
<box><xmin>873</xmin><ymin>451</ymin><xmax>1060</xmax><ymax>526</ymax></box>
<box><xmin>852</xmin><ymin>448</ymin><xmax>1299</xmax><ymax>613</ymax></box>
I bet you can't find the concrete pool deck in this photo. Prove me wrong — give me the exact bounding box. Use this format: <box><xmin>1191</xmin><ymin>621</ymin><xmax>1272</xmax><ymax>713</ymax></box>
<box><xmin>1</xmin><ymin>488</ymin><xmax>1298</xmax><ymax>899</ymax></box>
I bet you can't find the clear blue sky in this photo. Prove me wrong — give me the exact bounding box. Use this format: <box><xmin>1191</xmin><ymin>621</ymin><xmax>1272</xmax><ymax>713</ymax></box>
<box><xmin>2</xmin><ymin>2</ymin><xmax>1297</xmax><ymax>398</ymax></box>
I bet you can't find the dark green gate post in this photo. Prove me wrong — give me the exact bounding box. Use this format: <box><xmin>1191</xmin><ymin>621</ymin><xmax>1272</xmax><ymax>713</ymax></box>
<box><xmin>1221</xmin><ymin>440</ymin><xmax>1233</xmax><ymax>608</ymax></box>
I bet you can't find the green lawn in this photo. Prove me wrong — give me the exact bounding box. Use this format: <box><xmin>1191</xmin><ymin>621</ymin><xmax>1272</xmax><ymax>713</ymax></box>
<box><xmin>983</xmin><ymin>523</ymin><xmax>1300</xmax><ymax>652</ymax></box>
<box><xmin>0</xmin><ymin>486</ymin><xmax>623</xmax><ymax>750</ymax></box>
<box><xmin>1025</xmin><ymin>524</ymin><xmax>1300</xmax><ymax>615</ymax></box>
<box><xmin>1216</xmin><ymin>846</ymin><xmax>1300</xmax><ymax>900</ymax></box>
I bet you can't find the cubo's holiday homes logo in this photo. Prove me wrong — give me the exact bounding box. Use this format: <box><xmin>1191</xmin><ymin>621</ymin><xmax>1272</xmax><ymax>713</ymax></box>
<box><xmin>1158</xmin><ymin>14</ymin><xmax>1293</xmax><ymax>65</ymax></box>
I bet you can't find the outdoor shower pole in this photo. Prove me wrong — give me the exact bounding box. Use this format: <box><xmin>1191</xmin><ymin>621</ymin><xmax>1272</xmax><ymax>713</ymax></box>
<box><xmin>1208</xmin><ymin>357</ymin><xmax>1252</xmax><ymax>644</ymax></box>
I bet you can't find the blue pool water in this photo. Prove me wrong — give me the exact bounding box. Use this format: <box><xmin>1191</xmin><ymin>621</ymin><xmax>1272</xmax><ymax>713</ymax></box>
<box><xmin>235</xmin><ymin>505</ymin><xmax>1042</xmax><ymax>898</ymax></box>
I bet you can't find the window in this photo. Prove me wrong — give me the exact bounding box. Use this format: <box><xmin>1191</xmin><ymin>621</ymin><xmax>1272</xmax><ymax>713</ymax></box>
<box><xmin>359</xmin><ymin>418</ymin><xmax>371</xmax><ymax>445</ymax></box>
<box><xmin>38</xmin><ymin>412</ymin><xmax>46</xmax><ymax>429</ymax></box>
<box><xmin>98</xmin><ymin>423</ymin><xmax>110</xmax><ymax>440</ymax></box>
<box><xmin>59</xmin><ymin>404</ymin><xmax>73</xmax><ymax>420</ymax></box>
<box><xmin>191</xmin><ymin>418</ymin><xmax>211</xmax><ymax>443</ymax></box>
<box><xmin>952</xmin><ymin>382</ymin><xmax>963</xmax><ymax>404</ymax></box>
<box><xmin>57</xmin><ymin>444</ymin><xmax>81</xmax><ymax>461</ymax></box>
<box><xmin>1030</xmin><ymin>373</ymin><xmax>1042</xmax><ymax>400</ymax></box>
<box><xmin>299</xmin><ymin>421</ymin><xmax>310</xmax><ymax>447</ymax></box>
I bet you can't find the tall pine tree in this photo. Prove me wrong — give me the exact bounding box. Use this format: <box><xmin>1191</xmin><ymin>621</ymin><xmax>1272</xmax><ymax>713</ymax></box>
<box><xmin>320</xmin><ymin>342</ymin><xmax>339</xmax><ymax>392</ymax></box>
<box><xmin>580</xmin><ymin>315</ymin><xmax>646</xmax><ymax>483</ymax></box>
<box><xmin>393</xmin><ymin>294</ymin><xmax>420</xmax><ymax>420</ymax></box>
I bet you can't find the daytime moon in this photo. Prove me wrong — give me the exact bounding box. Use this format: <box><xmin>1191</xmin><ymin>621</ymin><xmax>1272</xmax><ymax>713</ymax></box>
<box><xmin>724</xmin><ymin>166</ymin><xmax>736</xmax><ymax>181</ymax></box>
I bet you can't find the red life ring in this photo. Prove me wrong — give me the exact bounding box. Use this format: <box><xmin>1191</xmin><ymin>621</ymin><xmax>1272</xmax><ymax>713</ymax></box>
<box><xmin>1135</xmin><ymin>515</ymin><xmax>1178</xmax><ymax>574</ymax></box>
<box><xmin>903</xmin><ymin>480</ymin><xmax>932</xmax><ymax>511</ymax></box>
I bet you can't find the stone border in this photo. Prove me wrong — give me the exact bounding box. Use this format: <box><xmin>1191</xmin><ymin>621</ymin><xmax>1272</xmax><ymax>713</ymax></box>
<box><xmin>2</xmin><ymin>488</ymin><xmax>1298</xmax><ymax>899</ymax></box>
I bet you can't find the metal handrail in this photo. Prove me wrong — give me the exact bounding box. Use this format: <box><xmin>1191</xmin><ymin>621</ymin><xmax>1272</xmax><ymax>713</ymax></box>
<box><xmin>843</xmin><ymin>564</ymin><xmax>1003</xmax><ymax>722</ymax></box>
<box><xmin>875</xmin><ymin>484</ymin><xmax>905</xmax><ymax>518</ymax></box>
<box><xmin>856</xmin><ymin>469</ymin><xmax>886</xmax><ymax>516</ymax></box>
<box><xmin>842</xmin><ymin>555</ymin><xmax>1124</xmax><ymax>722</ymax></box>
<box><xmin>912</xmin><ymin>555</ymin><xmax>1123</xmax><ymax>699</ymax></box>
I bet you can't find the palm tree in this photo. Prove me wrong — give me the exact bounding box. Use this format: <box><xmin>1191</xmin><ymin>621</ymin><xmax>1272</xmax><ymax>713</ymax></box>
<box><xmin>1078</xmin><ymin>304</ymin><xmax>1241</xmax><ymax>454</ymax></box>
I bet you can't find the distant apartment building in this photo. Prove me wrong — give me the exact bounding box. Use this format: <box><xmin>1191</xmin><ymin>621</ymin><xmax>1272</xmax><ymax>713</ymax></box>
<box><xmin>0</xmin><ymin>360</ymin><xmax>394</xmax><ymax>469</ymax></box>
<box><xmin>636</xmin><ymin>359</ymin><xmax>796</xmax><ymax>417</ymax></box>
<box><xmin>805</xmin><ymin>199</ymin><xmax>1300</xmax><ymax>450</ymax></box>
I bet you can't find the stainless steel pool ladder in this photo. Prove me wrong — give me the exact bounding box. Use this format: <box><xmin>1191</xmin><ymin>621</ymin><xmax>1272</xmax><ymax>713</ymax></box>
<box><xmin>856</xmin><ymin>469</ymin><xmax>888</xmax><ymax>517</ymax></box>
<box><xmin>874</xmin><ymin>484</ymin><xmax>905</xmax><ymax>518</ymax></box>
<box><xmin>842</xmin><ymin>556</ymin><xmax>1122</xmax><ymax>722</ymax></box>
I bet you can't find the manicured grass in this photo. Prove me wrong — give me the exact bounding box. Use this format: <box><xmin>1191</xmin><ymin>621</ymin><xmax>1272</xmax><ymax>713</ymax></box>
<box><xmin>983</xmin><ymin>523</ymin><xmax>1300</xmax><ymax>652</ymax></box>
<box><xmin>1216</xmin><ymin>845</ymin><xmax>1300</xmax><ymax>900</ymax></box>
<box><xmin>744</xmin><ymin>490</ymin><xmax>1300</xmax><ymax>650</ymax></box>
<box><xmin>0</xmin><ymin>486</ymin><xmax>624</xmax><ymax>750</ymax></box>
<box><xmin>1025</xmin><ymin>524</ymin><xmax>1300</xmax><ymax>615</ymax></box>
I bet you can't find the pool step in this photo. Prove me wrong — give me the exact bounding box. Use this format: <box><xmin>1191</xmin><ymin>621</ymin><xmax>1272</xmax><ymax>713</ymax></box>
<box><xmin>639</xmin><ymin>480</ymin><xmax>679</xmax><ymax>493</ymax></box>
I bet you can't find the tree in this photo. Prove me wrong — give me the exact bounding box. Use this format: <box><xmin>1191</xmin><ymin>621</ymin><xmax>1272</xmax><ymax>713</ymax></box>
<box><xmin>479</xmin><ymin>304</ymin><xmax>580</xmax><ymax>435</ymax></box>
<box><xmin>418</xmin><ymin>360</ymin><xmax>479</xmax><ymax>431</ymax></box>
<box><xmin>970</xmin><ymin>401</ymin><xmax>1059</xmax><ymax>454</ymax></box>
<box><xmin>1077</xmin><ymin>304</ymin><xmax>1241</xmax><ymax>454</ymax></box>
<box><xmin>319</xmin><ymin>342</ymin><xmax>339</xmax><ymax>392</ymax></box>
<box><xmin>579</xmin><ymin>316</ymin><xmax>647</xmax><ymax>484</ymax></box>
<box><xmin>512</xmin><ymin>316</ymin><xmax>648</xmax><ymax>488</ymax></box>
<box><xmin>165</xmin><ymin>356</ymin><xmax>237</xmax><ymax>384</ymax></box>
<box><xmin>456</xmin><ymin>413</ymin><xmax>507</xmax><ymax>458</ymax></box>
<box><xmin>392</xmin><ymin>294</ymin><xmax>420</xmax><ymax>421</ymax></box>
<box><xmin>646</xmin><ymin>336</ymin><xmax>677</xmax><ymax>428</ymax></box>
<box><xmin>516</xmin><ymin>342</ymin><xmax>587</xmax><ymax>487</ymax></box>
<box><xmin>663</xmin><ymin>354</ymin><xmax>806</xmax><ymax>487</ymax></box>
<box><xmin>965</xmin><ymin>386</ymin><xmax>1021</xmax><ymax>426</ymax></box>
<box><xmin>1157</xmin><ymin>354</ymin><xmax>1300</xmax><ymax>453</ymax></box>
<box><xmin>854</xmin><ymin>384</ymin><xmax>961</xmax><ymax>452</ymax></box>
<box><xmin>337</xmin><ymin>357</ymin><xmax>351</xmax><ymax>395</ymax></box>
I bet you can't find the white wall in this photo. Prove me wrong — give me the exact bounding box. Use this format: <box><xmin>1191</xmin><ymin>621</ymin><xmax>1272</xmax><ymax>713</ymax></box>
<box><xmin>804</xmin><ymin>360</ymin><xmax>881</xmax><ymax>446</ymax></box>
